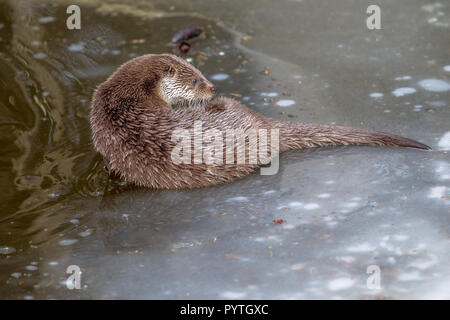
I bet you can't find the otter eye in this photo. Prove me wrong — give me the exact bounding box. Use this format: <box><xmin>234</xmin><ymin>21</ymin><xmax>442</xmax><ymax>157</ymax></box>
<box><xmin>192</xmin><ymin>78</ymin><xmax>198</xmax><ymax>85</ymax></box>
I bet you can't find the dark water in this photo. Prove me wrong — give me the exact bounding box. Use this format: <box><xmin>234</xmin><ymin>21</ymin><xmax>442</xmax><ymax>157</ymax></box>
<box><xmin>0</xmin><ymin>0</ymin><xmax>449</xmax><ymax>299</ymax></box>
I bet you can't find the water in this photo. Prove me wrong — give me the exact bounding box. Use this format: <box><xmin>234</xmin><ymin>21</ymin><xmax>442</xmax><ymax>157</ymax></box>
<box><xmin>0</xmin><ymin>0</ymin><xmax>449</xmax><ymax>299</ymax></box>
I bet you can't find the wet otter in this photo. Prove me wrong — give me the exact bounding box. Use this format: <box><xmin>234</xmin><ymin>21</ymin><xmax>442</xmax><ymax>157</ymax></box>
<box><xmin>90</xmin><ymin>54</ymin><xmax>430</xmax><ymax>189</ymax></box>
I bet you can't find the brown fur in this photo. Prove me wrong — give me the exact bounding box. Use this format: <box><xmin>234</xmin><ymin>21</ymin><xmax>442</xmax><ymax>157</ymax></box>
<box><xmin>90</xmin><ymin>54</ymin><xmax>430</xmax><ymax>189</ymax></box>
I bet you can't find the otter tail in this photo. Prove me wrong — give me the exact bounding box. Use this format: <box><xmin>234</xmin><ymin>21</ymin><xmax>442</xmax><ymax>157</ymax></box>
<box><xmin>272</xmin><ymin>121</ymin><xmax>431</xmax><ymax>151</ymax></box>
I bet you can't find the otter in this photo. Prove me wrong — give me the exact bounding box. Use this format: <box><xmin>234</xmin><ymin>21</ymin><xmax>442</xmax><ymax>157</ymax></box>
<box><xmin>90</xmin><ymin>54</ymin><xmax>430</xmax><ymax>189</ymax></box>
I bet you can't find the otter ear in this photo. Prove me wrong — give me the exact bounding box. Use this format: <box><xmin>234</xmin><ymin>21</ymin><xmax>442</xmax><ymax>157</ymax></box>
<box><xmin>165</xmin><ymin>65</ymin><xmax>176</xmax><ymax>77</ymax></box>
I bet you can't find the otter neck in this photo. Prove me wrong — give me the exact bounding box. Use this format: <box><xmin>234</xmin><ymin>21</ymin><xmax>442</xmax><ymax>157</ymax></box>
<box><xmin>107</xmin><ymin>84</ymin><xmax>169</xmax><ymax>117</ymax></box>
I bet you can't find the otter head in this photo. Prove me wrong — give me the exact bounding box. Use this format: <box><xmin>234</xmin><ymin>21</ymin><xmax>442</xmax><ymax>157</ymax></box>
<box><xmin>159</xmin><ymin>54</ymin><xmax>216</xmax><ymax>107</ymax></box>
<box><xmin>137</xmin><ymin>54</ymin><xmax>216</xmax><ymax>108</ymax></box>
<box><xmin>93</xmin><ymin>54</ymin><xmax>216</xmax><ymax>127</ymax></box>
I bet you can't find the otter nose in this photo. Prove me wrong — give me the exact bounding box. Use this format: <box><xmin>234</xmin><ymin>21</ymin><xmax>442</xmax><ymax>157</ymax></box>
<box><xmin>210</xmin><ymin>86</ymin><xmax>216</xmax><ymax>94</ymax></box>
